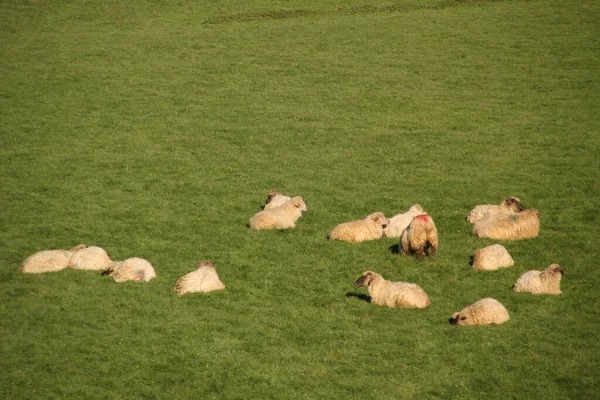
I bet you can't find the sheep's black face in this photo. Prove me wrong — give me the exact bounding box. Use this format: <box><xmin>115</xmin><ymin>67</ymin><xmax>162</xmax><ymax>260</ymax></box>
<box><xmin>449</xmin><ymin>317</ymin><xmax>459</xmax><ymax>325</ymax></box>
<box><xmin>355</xmin><ymin>274</ymin><xmax>371</xmax><ymax>288</ymax></box>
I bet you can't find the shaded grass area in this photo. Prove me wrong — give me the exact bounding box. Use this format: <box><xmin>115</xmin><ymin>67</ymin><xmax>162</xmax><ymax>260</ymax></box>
<box><xmin>1</xmin><ymin>0</ymin><xmax>599</xmax><ymax>398</ymax></box>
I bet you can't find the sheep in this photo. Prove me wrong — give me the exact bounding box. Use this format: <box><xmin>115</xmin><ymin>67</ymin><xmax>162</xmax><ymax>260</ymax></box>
<box><xmin>174</xmin><ymin>261</ymin><xmax>226</xmax><ymax>296</ymax></box>
<box><xmin>382</xmin><ymin>204</ymin><xmax>426</xmax><ymax>238</ymax></box>
<box><xmin>466</xmin><ymin>197</ymin><xmax>524</xmax><ymax>224</ymax></box>
<box><xmin>328</xmin><ymin>212</ymin><xmax>389</xmax><ymax>243</ymax></box>
<box><xmin>354</xmin><ymin>270</ymin><xmax>430</xmax><ymax>309</ymax></box>
<box><xmin>264</xmin><ymin>190</ymin><xmax>292</xmax><ymax>210</ymax></box>
<box><xmin>69</xmin><ymin>246</ymin><xmax>112</xmax><ymax>271</ymax></box>
<box><xmin>449</xmin><ymin>298</ymin><xmax>509</xmax><ymax>326</ymax></box>
<box><xmin>472</xmin><ymin>208</ymin><xmax>540</xmax><ymax>240</ymax></box>
<box><xmin>20</xmin><ymin>244</ymin><xmax>86</xmax><ymax>274</ymax></box>
<box><xmin>471</xmin><ymin>244</ymin><xmax>514</xmax><ymax>271</ymax></box>
<box><xmin>513</xmin><ymin>264</ymin><xmax>563</xmax><ymax>295</ymax></box>
<box><xmin>249</xmin><ymin>196</ymin><xmax>307</xmax><ymax>230</ymax></box>
<box><xmin>400</xmin><ymin>214</ymin><xmax>438</xmax><ymax>257</ymax></box>
<box><xmin>102</xmin><ymin>258</ymin><xmax>156</xmax><ymax>282</ymax></box>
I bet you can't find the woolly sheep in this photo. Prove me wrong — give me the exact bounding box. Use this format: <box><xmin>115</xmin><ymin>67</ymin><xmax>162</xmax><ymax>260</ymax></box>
<box><xmin>466</xmin><ymin>197</ymin><xmax>524</xmax><ymax>224</ymax></box>
<box><xmin>264</xmin><ymin>190</ymin><xmax>292</xmax><ymax>210</ymax></box>
<box><xmin>249</xmin><ymin>196</ymin><xmax>308</xmax><ymax>230</ymax></box>
<box><xmin>174</xmin><ymin>261</ymin><xmax>225</xmax><ymax>296</ymax></box>
<box><xmin>472</xmin><ymin>208</ymin><xmax>540</xmax><ymax>240</ymax></box>
<box><xmin>382</xmin><ymin>204</ymin><xmax>426</xmax><ymax>238</ymax></box>
<box><xmin>513</xmin><ymin>263</ymin><xmax>564</xmax><ymax>295</ymax></box>
<box><xmin>400</xmin><ymin>214</ymin><xmax>438</xmax><ymax>257</ymax></box>
<box><xmin>20</xmin><ymin>244</ymin><xmax>86</xmax><ymax>274</ymax></box>
<box><xmin>471</xmin><ymin>244</ymin><xmax>514</xmax><ymax>271</ymax></box>
<box><xmin>449</xmin><ymin>298</ymin><xmax>509</xmax><ymax>326</ymax></box>
<box><xmin>328</xmin><ymin>212</ymin><xmax>389</xmax><ymax>243</ymax></box>
<box><xmin>354</xmin><ymin>270</ymin><xmax>430</xmax><ymax>309</ymax></box>
<box><xmin>102</xmin><ymin>257</ymin><xmax>156</xmax><ymax>282</ymax></box>
<box><xmin>69</xmin><ymin>246</ymin><xmax>112</xmax><ymax>271</ymax></box>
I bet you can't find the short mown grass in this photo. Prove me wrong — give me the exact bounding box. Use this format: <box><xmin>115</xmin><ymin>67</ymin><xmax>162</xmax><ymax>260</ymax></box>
<box><xmin>1</xmin><ymin>0</ymin><xmax>599</xmax><ymax>398</ymax></box>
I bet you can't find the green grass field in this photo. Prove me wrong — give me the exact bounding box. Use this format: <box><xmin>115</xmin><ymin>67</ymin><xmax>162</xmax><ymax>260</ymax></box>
<box><xmin>1</xmin><ymin>0</ymin><xmax>599</xmax><ymax>398</ymax></box>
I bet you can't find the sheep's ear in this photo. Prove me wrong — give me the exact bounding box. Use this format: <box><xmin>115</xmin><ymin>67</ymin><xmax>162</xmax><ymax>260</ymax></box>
<box><xmin>294</xmin><ymin>202</ymin><xmax>300</xmax><ymax>208</ymax></box>
<box><xmin>372</xmin><ymin>215</ymin><xmax>379</xmax><ymax>221</ymax></box>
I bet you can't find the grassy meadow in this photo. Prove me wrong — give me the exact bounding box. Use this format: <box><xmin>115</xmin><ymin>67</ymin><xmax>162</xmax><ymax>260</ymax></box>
<box><xmin>1</xmin><ymin>0</ymin><xmax>599</xmax><ymax>398</ymax></box>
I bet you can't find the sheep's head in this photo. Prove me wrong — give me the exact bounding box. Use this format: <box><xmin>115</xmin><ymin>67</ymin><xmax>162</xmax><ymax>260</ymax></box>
<box><xmin>266</xmin><ymin>190</ymin><xmax>280</xmax><ymax>204</ymax></box>
<box><xmin>409</xmin><ymin>204</ymin><xmax>424</xmax><ymax>213</ymax></box>
<box><xmin>291</xmin><ymin>197</ymin><xmax>307</xmax><ymax>212</ymax></box>
<box><xmin>369</xmin><ymin>212</ymin><xmax>389</xmax><ymax>228</ymax></box>
<box><xmin>547</xmin><ymin>263</ymin><xmax>564</xmax><ymax>276</ymax></box>
<box><xmin>70</xmin><ymin>244</ymin><xmax>88</xmax><ymax>252</ymax></box>
<box><xmin>449</xmin><ymin>312</ymin><xmax>469</xmax><ymax>325</ymax></box>
<box><xmin>502</xmin><ymin>197</ymin><xmax>525</xmax><ymax>213</ymax></box>
<box><xmin>355</xmin><ymin>271</ymin><xmax>376</xmax><ymax>288</ymax></box>
<box><xmin>196</xmin><ymin>261</ymin><xmax>215</xmax><ymax>269</ymax></box>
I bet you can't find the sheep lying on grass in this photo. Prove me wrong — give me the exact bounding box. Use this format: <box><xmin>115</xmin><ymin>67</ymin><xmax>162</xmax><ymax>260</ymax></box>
<box><xmin>467</xmin><ymin>197</ymin><xmax>524</xmax><ymax>224</ymax></box>
<box><xmin>174</xmin><ymin>261</ymin><xmax>225</xmax><ymax>296</ymax></box>
<box><xmin>20</xmin><ymin>244</ymin><xmax>86</xmax><ymax>273</ymax></box>
<box><xmin>382</xmin><ymin>204</ymin><xmax>426</xmax><ymax>238</ymax></box>
<box><xmin>450</xmin><ymin>298</ymin><xmax>509</xmax><ymax>326</ymax></box>
<box><xmin>471</xmin><ymin>244</ymin><xmax>514</xmax><ymax>271</ymax></box>
<box><xmin>473</xmin><ymin>209</ymin><xmax>540</xmax><ymax>240</ymax></box>
<box><xmin>354</xmin><ymin>270</ymin><xmax>430</xmax><ymax>309</ymax></box>
<box><xmin>249</xmin><ymin>196</ymin><xmax>308</xmax><ymax>230</ymax></box>
<box><xmin>328</xmin><ymin>212</ymin><xmax>389</xmax><ymax>243</ymax></box>
<box><xmin>102</xmin><ymin>258</ymin><xmax>156</xmax><ymax>282</ymax></box>
<box><xmin>264</xmin><ymin>190</ymin><xmax>291</xmax><ymax>210</ymax></box>
<box><xmin>513</xmin><ymin>264</ymin><xmax>563</xmax><ymax>295</ymax></box>
<box><xmin>69</xmin><ymin>246</ymin><xmax>112</xmax><ymax>271</ymax></box>
<box><xmin>401</xmin><ymin>214</ymin><xmax>438</xmax><ymax>257</ymax></box>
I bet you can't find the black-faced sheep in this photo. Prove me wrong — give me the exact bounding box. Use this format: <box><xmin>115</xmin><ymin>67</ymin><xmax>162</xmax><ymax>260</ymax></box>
<box><xmin>513</xmin><ymin>264</ymin><xmax>563</xmax><ymax>295</ymax></box>
<box><xmin>382</xmin><ymin>204</ymin><xmax>426</xmax><ymax>238</ymax></box>
<box><xmin>264</xmin><ymin>190</ymin><xmax>292</xmax><ymax>210</ymax></box>
<box><xmin>471</xmin><ymin>244</ymin><xmax>514</xmax><ymax>271</ymax></box>
<box><xmin>174</xmin><ymin>261</ymin><xmax>226</xmax><ymax>296</ymax></box>
<box><xmin>467</xmin><ymin>197</ymin><xmax>524</xmax><ymax>224</ymax></box>
<box><xmin>400</xmin><ymin>214</ymin><xmax>438</xmax><ymax>257</ymax></box>
<box><xmin>472</xmin><ymin>209</ymin><xmax>540</xmax><ymax>240</ymax></box>
<box><xmin>249</xmin><ymin>196</ymin><xmax>308</xmax><ymax>230</ymax></box>
<box><xmin>449</xmin><ymin>298</ymin><xmax>509</xmax><ymax>326</ymax></box>
<box><xmin>354</xmin><ymin>270</ymin><xmax>430</xmax><ymax>309</ymax></box>
<box><xmin>328</xmin><ymin>212</ymin><xmax>389</xmax><ymax>243</ymax></box>
<box><xmin>102</xmin><ymin>258</ymin><xmax>156</xmax><ymax>282</ymax></box>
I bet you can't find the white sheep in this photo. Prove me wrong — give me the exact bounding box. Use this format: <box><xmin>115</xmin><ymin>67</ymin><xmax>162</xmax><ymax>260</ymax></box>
<box><xmin>354</xmin><ymin>270</ymin><xmax>430</xmax><ymax>309</ymax></box>
<box><xmin>382</xmin><ymin>204</ymin><xmax>426</xmax><ymax>238</ymax></box>
<box><xmin>513</xmin><ymin>264</ymin><xmax>564</xmax><ymax>295</ymax></box>
<box><xmin>264</xmin><ymin>190</ymin><xmax>292</xmax><ymax>210</ymax></box>
<box><xmin>472</xmin><ymin>208</ymin><xmax>540</xmax><ymax>240</ymax></box>
<box><xmin>69</xmin><ymin>246</ymin><xmax>112</xmax><ymax>271</ymax></box>
<box><xmin>471</xmin><ymin>244</ymin><xmax>514</xmax><ymax>271</ymax></box>
<box><xmin>449</xmin><ymin>298</ymin><xmax>510</xmax><ymax>326</ymax></box>
<box><xmin>102</xmin><ymin>258</ymin><xmax>156</xmax><ymax>282</ymax></box>
<box><xmin>328</xmin><ymin>212</ymin><xmax>389</xmax><ymax>243</ymax></box>
<box><xmin>249</xmin><ymin>196</ymin><xmax>307</xmax><ymax>230</ymax></box>
<box><xmin>400</xmin><ymin>214</ymin><xmax>438</xmax><ymax>257</ymax></box>
<box><xmin>20</xmin><ymin>244</ymin><xmax>86</xmax><ymax>274</ymax></box>
<box><xmin>467</xmin><ymin>197</ymin><xmax>524</xmax><ymax>224</ymax></box>
<box><xmin>174</xmin><ymin>261</ymin><xmax>226</xmax><ymax>296</ymax></box>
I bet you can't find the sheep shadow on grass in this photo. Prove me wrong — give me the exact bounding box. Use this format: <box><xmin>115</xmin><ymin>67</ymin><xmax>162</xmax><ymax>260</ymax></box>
<box><xmin>388</xmin><ymin>244</ymin><xmax>401</xmax><ymax>254</ymax></box>
<box><xmin>346</xmin><ymin>292</ymin><xmax>371</xmax><ymax>303</ymax></box>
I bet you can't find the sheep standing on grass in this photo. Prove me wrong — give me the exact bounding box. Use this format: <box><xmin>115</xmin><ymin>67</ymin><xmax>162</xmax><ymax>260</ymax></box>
<box><xmin>513</xmin><ymin>264</ymin><xmax>564</xmax><ymax>295</ymax></box>
<box><xmin>20</xmin><ymin>244</ymin><xmax>87</xmax><ymax>274</ymax></box>
<box><xmin>472</xmin><ymin>209</ymin><xmax>540</xmax><ymax>240</ymax></box>
<box><xmin>249</xmin><ymin>196</ymin><xmax>308</xmax><ymax>230</ymax></box>
<box><xmin>467</xmin><ymin>197</ymin><xmax>524</xmax><ymax>224</ymax></box>
<box><xmin>400</xmin><ymin>214</ymin><xmax>438</xmax><ymax>257</ymax></box>
<box><xmin>102</xmin><ymin>258</ymin><xmax>156</xmax><ymax>282</ymax></box>
<box><xmin>382</xmin><ymin>204</ymin><xmax>426</xmax><ymax>238</ymax></box>
<box><xmin>449</xmin><ymin>298</ymin><xmax>509</xmax><ymax>326</ymax></box>
<box><xmin>174</xmin><ymin>261</ymin><xmax>225</xmax><ymax>296</ymax></box>
<box><xmin>69</xmin><ymin>246</ymin><xmax>112</xmax><ymax>271</ymax></box>
<box><xmin>264</xmin><ymin>190</ymin><xmax>292</xmax><ymax>210</ymax></box>
<box><xmin>471</xmin><ymin>244</ymin><xmax>514</xmax><ymax>271</ymax></box>
<box><xmin>328</xmin><ymin>212</ymin><xmax>389</xmax><ymax>243</ymax></box>
<box><xmin>354</xmin><ymin>271</ymin><xmax>430</xmax><ymax>309</ymax></box>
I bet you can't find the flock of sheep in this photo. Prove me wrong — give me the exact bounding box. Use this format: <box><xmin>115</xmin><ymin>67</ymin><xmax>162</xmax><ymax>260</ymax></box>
<box><xmin>19</xmin><ymin>191</ymin><xmax>562</xmax><ymax>325</ymax></box>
